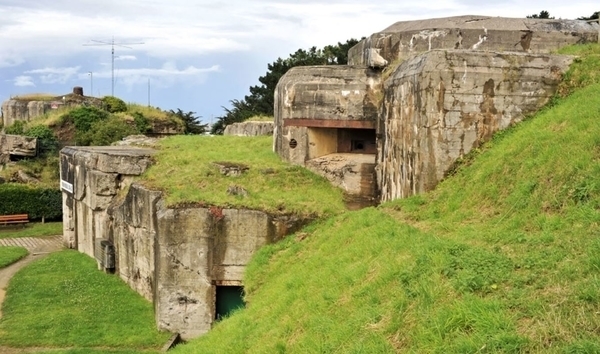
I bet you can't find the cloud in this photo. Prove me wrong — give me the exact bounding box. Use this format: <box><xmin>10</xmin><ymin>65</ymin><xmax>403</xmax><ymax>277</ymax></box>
<box><xmin>13</xmin><ymin>75</ymin><xmax>35</xmax><ymax>87</ymax></box>
<box><xmin>24</xmin><ymin>66</ymin><xmax>81</xmax><ymax>84</ymax></box>
<box><xmin>115</xmin><ymin>55</ymin><xmax>137</xmax><ymax>61</ymax></box>
<box><xmin>117</xmin><ymin>63</ymin><xmax>220</xmax><ymax>87</ymax></box>
<box><xmin>74</xmin><ymin>62</ymin><xmax>220</xmax><ymax>91</ymax></box>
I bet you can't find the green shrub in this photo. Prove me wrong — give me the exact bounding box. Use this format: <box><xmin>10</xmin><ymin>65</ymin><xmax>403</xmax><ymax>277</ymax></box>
<box><xmin>25</xmin><ymin>125</ymin><xmax>59</xmax><ymax>156</ymax></box>
<box><xmin>61</xmin><ymin>106</ymin><xmax>109</xmax><ymax>132</ymax></box>
<box><xmin>101</xmin><ymin>96</ymin><xmax>127</xmax><ymax>113</ymax></box>
<box><xmin>81</xmin><ymin>116</ymin><xmax>138</xmax><ymax>146</ymax></box>
<box><xmin>5</xmin><ymin>120</ymin><xmax>26</xmax><ymax>135</ymax></box>
<box><xmin>0</xmin><ymin>184</ymin><xmax>62</xmax><ymax>221</ymax></box>
<box><xmin>132</xmin><ymin>112</ymin><xmax>152</xmax><ymax>134</ymax></box>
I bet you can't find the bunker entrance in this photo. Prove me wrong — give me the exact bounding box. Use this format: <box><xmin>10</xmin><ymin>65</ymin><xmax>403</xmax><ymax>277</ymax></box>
<box><xmin>307</xmin><ymin>127</ymin><xmax>376</xmax><ymax>159</ymax></box>
<box><xmin>215</xmin><ymin>286</ymin><xmax>245</xmax><ymax>321</ymax></box>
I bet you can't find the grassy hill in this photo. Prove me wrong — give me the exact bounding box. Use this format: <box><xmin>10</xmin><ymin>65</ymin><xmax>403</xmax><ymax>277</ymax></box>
<box><xmin>169</xmin><ymin>44</ymin><xmax>600</xmax><ymax>353</ymax></box>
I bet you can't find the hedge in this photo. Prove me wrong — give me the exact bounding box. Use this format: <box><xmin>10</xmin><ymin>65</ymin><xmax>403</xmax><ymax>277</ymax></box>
<box><xmin>0</xmin><ymin>184</ymin><xmax>62</xmax><ymax>221</ymax></box>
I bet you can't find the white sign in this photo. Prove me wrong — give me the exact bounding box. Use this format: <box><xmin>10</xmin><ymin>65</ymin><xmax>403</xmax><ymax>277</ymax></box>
<box><xmin>61</xmin><ymin>179</ymin><xmax>73</xmax><ymax>193</ymax></box>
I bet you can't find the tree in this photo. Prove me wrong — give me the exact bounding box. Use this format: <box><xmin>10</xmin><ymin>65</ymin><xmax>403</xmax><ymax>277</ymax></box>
<box><xmin>169</xmin><ymin>109</ymin><xmax>208</xmax><ymax>135</ymax></box>
<box><xmin>578</xmin><ymin>11</ymin><xmax>600</xmax><ymax>20</ymax></box>
<box><xmin>211</xmin><ymin>38</ymin><xmax>361</xmax><ymax>134</ymax></box>
<box><xmin>527</xmin><ymin>10</ymin><xmax>554</xmax><ymax>19</ymax></box>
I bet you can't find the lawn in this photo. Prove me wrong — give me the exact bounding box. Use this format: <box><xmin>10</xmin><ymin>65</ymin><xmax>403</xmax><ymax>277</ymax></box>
<box><xmin>0</xmin><ymin>247</ymin><xmax>28</xmax><ymax>268</ymax></box>
<box><xmin>0</xmin><ymin>222</ymin><xmax>62</xmax><ymax>239</ymax></box>
<box><xmin>0</xmin><ymin>250</ymin><xmax>170</xmax><ymax>351</ymax></box>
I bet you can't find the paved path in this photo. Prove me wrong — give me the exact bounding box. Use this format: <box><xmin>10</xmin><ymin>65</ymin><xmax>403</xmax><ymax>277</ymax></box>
<box><xmin>0</xmin><ymin>236</ymin><xmax>62</xmax><ymax>252</ymax></box>
<box><xmin>0</xmin><ymin>235</ymin><xmax>63</xmax><ymax>321</ymax></box>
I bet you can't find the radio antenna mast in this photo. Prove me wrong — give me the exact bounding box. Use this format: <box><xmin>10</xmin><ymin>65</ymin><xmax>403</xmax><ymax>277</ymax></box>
<box><xmin>83</xmin><ymin>37</ymin><xmax>144</xmax><ymax>96</ymax></box>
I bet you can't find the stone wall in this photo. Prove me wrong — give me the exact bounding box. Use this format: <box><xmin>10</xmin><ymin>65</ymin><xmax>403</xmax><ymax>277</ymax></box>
<box><xmin>60</xmin><ymin>146</ymin><xmax>155</xmax><ymax>250</ymax></box>
<box><xmin>1</xmin><ymin>100</ymin><xmax>54</xmax><ymax>127</ymax></box>
<box><xmin>61</xmin><ymin>146</ymin><xmax>311</xmax><ymax>340</ymax></box>
<box><xmin>377</xmin><ymin>50</ymin><xmax>572</xmax><ymax>201</ymax></box>
<box><xmin>224</xmin><ymin>121</ymin><xmax>274</xmax><ymax>136</ymax></box>
<box><xmin>0</xmin><ymin>134</ymin><xmax>37</xmax><ymax>158</ymax></box>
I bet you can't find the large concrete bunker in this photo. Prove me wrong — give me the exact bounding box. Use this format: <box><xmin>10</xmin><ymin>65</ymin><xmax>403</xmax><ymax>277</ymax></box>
<box><xmin>274</xmin><ymin>15</ymin><xmax>599</xmax><ymax>202</ymax></box>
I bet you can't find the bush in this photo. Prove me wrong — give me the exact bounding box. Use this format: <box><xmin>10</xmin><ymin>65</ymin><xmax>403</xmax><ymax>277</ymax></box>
<box><xmin>132</xmin><ymin>112</ymin><xmax>152</xmax><ymax>134</ymax></box>
<box><xmin>81</xmin><ymin>116</ymin><xmax>138</xmax><ymax>146</ymax></box>
<box><xmin>61</xmin><ymin>106</ymin><xmax>109</xmax><ymax>132</ymax></box>
<box><xmin>25</xmin><ymin>125</ymin><xmax>59</xmax><ymax>156</ymax></box>
<box><xmin>5</xmin><ymin>120</ymin><xmax>26</xmax><ymax>135</ymax></box>
<box><xmin>60</xmin><ymin>107</ymin><xmax>109</xmax><ymax>145</ymax></box>
<box><xmin>0</xmin><ymin>184</ymin><xmax>62</xmax><ymax>221</ymax></box>
<box><xmin>101</xmin><ymin>96</ymin><xmax>127</xmax><ymax>113</ymax></box>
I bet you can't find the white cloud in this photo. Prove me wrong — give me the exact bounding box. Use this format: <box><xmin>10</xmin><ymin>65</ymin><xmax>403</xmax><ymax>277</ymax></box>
<box><xmin>13</xmin><ymin>75</ymin><xmax>35</xmax><ymax>87</ymax></box>
<box><xmin>75</xmin><ymin>62</ymin><xmax>220</xmax><ymax>90</ymax></box>
<box><xmin>0</xmin><ymin>0</ymin><xmax>597</xmax><ymax>68</ymax></box>
<box><xmin>115</xmin><ymin>55</ymin><xmax>137</xmax><ymax>61</ymax></box>
<box><xmin>24</xmin><ymin>66</ymin><xmax>81</xmax><ymax>84</ymax></box>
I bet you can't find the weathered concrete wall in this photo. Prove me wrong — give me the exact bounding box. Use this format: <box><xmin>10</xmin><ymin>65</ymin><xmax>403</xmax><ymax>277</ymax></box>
<box><xmin>61</xmin><ymin>146</ymin><xmax>312</xmax><ymax>340</ymax></box>
<box><xmin>378</xmin><ymin>50</ymin><xmax>572</xmax><ymax>201</ymax></box>
<box><xmin>274</xmin><ymin>66</ymin><xmax>382</xmax><ymax>165</ymax></box>
<box><xmin>1</xmin><ymin>100</ymin><xmax>59</xmax><ymax>127</ymax></box>
<box><xmin>306</xmin><ymin>153</ymin><xmax>377</xmax><ymax>200</ymax></box>
<box><xmin>273</xmin><ymin>16</ymin><xmax>589</xmax><ymax>203</ymax></box>
<box><xmin>60</xmin><ymin>146</ymin><xmax>155</xmax><ymax>249</ymax></box>
<box><xmin>0</xmin><ymin>134</ymin><xmax>37</xmax><ymax>158</ymax></box>
<box><xmin>224</xmin><ymin>121</ymin><xmax>274</xmax><ymax>136</ymax></box>
<box><xmin>348</xmin><ymin>16</ymin><xmax>599</xmax><ymax>66</ymax></box>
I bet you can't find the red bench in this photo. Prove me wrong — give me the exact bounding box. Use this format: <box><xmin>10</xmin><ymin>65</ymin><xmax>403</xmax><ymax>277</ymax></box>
<box><xmin>0</xmin><ymin>214</ymin><xmax>29</xmax><ymax>227</ymax></box>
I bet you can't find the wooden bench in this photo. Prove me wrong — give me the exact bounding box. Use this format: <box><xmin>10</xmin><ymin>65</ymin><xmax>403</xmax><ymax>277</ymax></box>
<box><xmin>0</xmin><ymin>214</ymin><xmax>29</xmax><ymax>227</ymax></box>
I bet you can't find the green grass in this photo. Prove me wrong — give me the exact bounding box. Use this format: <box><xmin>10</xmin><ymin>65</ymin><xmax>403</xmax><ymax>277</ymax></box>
<box><xmin>0</xmin><ymin>222</ymin><xmax>62</xmax><ymax>239</ymax></box>
<box><xmin>0</xmin><ymin>155</ymin><xmax>60</xmax><ymax>189</ymax></box>
<box><xmin>171</xmin><ymin>45</ymin><xmax>600</xmax><ymax>353</ymax></box>
<box><xmin>0</xmin><ymin>247</ymin><xmax>28</xmax><ymax>268</ymax></box>
<box><xmin>0</xmin><ymin>250</ymin><xmax>170</xmax><ymax>350</ymax></box>
<box><xmin>141</xmin><ymin>135</ymin><xmax>346</xmax><ymax>217</ymax></box>
<box><xmin>11</xmin><ymin>93</ymin><xmax>57</xmax><ymax>102</ymax></box>
<box><xmin>37</xmin><ymin>349</ymin><xmax>160</xmax><ymax>354</ymax></box>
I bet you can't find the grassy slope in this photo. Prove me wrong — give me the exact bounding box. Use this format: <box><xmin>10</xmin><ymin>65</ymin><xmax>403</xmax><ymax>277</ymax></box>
<box><xmin>173</xmin><ymin>46</ymin><xmax>600</xmax><ymax>353</ymax></box>
<box><xmin>0</xmin><ymin>247</ymin><xmax>28</xmax><ymax>268</ymax></box>
<box><xmin>141</xmin><ymin>135</ymin><xmax>346</xmax><ymax>217</ymax></box>
<box><xmin>0</xmin><ymin>250</ymin><xmax>170</xmax><ymax>350</ymax></box>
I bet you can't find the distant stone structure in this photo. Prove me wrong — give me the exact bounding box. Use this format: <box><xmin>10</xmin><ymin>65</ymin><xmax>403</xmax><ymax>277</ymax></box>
<box><xmin>224</xmin><ymin>121</ymin><xmax>274</xmax><ymax>136</ymax></box>
<box><xmin>1</xmin><ymin>87</ymin><xmax>102</xmax><ymax>128</ymax></box>
<box><xmin>274</xmin><ymin>16</ymin><xmax>599</xmax><ymax>202</ymax></box>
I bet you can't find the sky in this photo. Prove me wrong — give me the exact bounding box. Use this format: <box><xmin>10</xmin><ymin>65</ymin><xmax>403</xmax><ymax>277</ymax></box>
<box><xmin>1</xmin><ymin>1</ymin><xmax>598</xmax><ymax>126</ymax></box>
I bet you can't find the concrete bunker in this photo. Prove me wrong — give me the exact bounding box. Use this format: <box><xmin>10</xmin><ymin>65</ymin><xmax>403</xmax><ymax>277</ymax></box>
<box><xmin>275</xmin><ymin>66</ymin><xmax>383</xmax><ymax>204</ymax></box>
<box><xmin>274</xmin><ymin>15</ymin><xmax>599</xmax><ymax>203</ymax></box>
<box><xmin>60</xmin><ymin>146</ymin><xmax>312</xmax><ymax>339</ymax></box>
